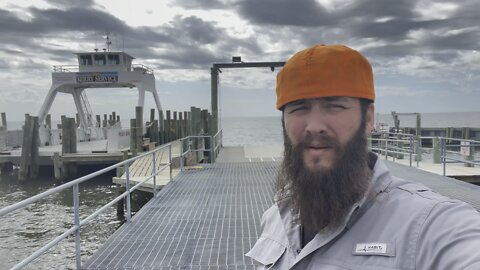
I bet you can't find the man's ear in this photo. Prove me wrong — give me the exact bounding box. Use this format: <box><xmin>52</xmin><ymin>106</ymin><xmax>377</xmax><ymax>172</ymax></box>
<box><xmin>366</xmin><ymin>104</ymin><xmax>375</xmax><ymax>134</ymax></box>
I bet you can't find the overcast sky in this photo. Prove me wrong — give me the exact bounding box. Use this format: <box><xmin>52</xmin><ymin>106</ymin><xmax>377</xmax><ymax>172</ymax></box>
<box><xmin>1</xmin><ymin>0</ymin><xmax>479</xmax><ymax>122</ymax></box>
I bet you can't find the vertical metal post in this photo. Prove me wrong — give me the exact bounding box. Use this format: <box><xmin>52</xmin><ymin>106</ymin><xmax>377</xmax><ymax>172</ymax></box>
<box><xmin>73</xmin><ymin>184</ymin><xmax>81</xmax><ymax>269</ymax></box>
<box><xmin>152</xmin><ymin>151</ymin><xmax>157</xmax><ymax>196</ymax></box>
<box><xmin>210</xmin><ymin>136</ymin><xmax>214</xmax><ymax>163</ymax></box>
<box><xmin>169</xmin><ymin>144</ymin><xmax>172</xmax><ymax>181</ymax></box>
<box><xmin>393</xmin><ymin>136</ymin><xmax>396</xmax><ymax>162</ymax></box>
<box><xmin>409</xmin><ymin>136</ymin><xmax>413</xmax><ymax>167</ymax></box>
<box><xmin>385</xmin><ymin>135</ymin><xmax>388</xmax><ymax>160</ymax></box>
<box><xmin>442</xmin><ymin>138</ymin><xmax>446</xmax><ymax>176</ymax></box>
<box><xmin>180</xmin><ymin>138</ymin><xmax>184</xmax><ymax>171</ymax></box>
<box><xmin>125</xmin><ymin>163</ymin><xmax>131</xmax><ymax>222</ymax></box>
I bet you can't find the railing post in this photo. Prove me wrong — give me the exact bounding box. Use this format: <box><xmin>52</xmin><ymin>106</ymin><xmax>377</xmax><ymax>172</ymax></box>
<box><xmin>180</xmin><ymin>138</ymin><xmax>184</xmax><ymax>171</ymax></box>
<box><xmin>384</xmin><ymin>134</ymin><xmax>388</xmax><ymax>160</ymax></box>
<box><xmin>169</xmin><ymin>144</ymin><xmax>172</xmax><ymax>181</ymax></box>
<box><xmin>73</xmin><ymin>184</ymin><xmax>81</xmax><ymax>270</ymax></box>
<box><xmin>125</xmin><ymin>163</ymin><xmax>131</xmax><ymax>222</ymax></box>
<box><xmin>409</xmin><ymin>136</ymin><xmax>413</xmax><ymax>167</ymax></box>
<box><xmin>441</xmin><ymin>138</ymin><xmax>446</xmax><ymax>176</ymax></box>
<box><xmin>210</xmin><ymin>136</ymin><xmax>214</xmax><ymax>163</ymax></box>
<box><xmin>152</xmin><ymin>151</ymin><xmax>157</xmax><ymax>196</ymax></box>
<box><xmin>432</xmin><ymin>137</ymin><xmax>441</xmax><ymax>164</ymax></box>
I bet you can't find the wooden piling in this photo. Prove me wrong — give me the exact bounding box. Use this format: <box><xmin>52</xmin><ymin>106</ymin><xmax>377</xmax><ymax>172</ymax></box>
<box><xmin>159</xmin><ymin>110</ymin><xmax>165</xmax><ymax>145</ymax></box>
<box><xmin>166</xmin><ymin>110</ymin><xmax>171</xmax><ymax>143</ymax></box>
<box><xmin>96</xmin><ymin>115</ymin><xmax>101</xmax><ymax>128</ymax></box>
<box><xmin>46</xmin><ymin>114</ymin><xmax>51</xmax><ymax>129</ymax></box>
<box><xmin>53</xmin><ymin>152</ymin><xmax>62</xmax><ymax>180</ymax></box>
<box><xmin>135</xmin><ymin>106</ymin><xmax>143</xmax><ymax>153</ymax></box>
<box><xmin>173</xmin><ymin>111</ymin><xmax>178</xmax><ymax>140</ymax></box>
<box><xmin>18</xmin><ymin>115</ymin><xmax>39</xmax><ymax>181</ymax></box>
<box><xmin>0</xmin><ymin>112</ymin><xmax>6</xmax><ymax>131</ymax></box>
<box><xmin>150</xmin><ymin>109</ymin><xmax>155</xmax><ymax>123</ymax></box>
<box><xmin>61</xmin><ymin>117</ymin><xmax>78</xmax><ymax>179</ymax></box>
<box><xmin>130</xmin><ymin>119</ymin><xmax>137</xmax><ymax>156</ymax></box>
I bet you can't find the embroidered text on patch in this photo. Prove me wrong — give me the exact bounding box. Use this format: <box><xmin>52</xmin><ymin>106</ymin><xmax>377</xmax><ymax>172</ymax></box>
<box><xmin>355</xmin><ymin>243</ymin><xmax>387</xmax><ymax>254</ymax></box>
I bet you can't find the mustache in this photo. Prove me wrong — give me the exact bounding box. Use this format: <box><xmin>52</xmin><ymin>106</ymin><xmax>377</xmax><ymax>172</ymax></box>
<box><xmin>298</xmin><ymin>132</ymin><xmax>341</xmax><ymax>149</ymax></box>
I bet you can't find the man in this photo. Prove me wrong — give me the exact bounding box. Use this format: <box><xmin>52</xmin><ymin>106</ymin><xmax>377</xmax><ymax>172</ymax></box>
<box><xmin>246</xmin><ymin>44</ymin><xmax>480</xmax><ymax>269</ymax></box>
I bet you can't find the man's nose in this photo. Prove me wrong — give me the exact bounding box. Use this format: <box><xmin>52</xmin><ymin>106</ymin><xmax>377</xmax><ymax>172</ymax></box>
<box><xmin>304</xmin><ymin>107</ymin><xmax>327</xmax><ymax>135</ymax></box>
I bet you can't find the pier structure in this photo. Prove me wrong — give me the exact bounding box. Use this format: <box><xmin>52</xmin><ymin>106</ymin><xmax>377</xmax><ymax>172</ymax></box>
<box><xmin>37</xmin><ymin>36</ymin><xmax>162</xmax><ymax>145</ymax></box>
<box><xmin>82</xmin><ymin>145</ymin><xmax>480</xmax><ymax>269</ymax></box>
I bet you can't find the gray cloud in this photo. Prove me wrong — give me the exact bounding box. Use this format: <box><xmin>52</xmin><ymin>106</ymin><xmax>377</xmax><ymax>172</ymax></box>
<box><xmin>44</xmin><ymin>0</ymin><xmax>95</xmax><ymax>8</ymax></box>
<box><xmin>171</xmin><ymin>0</ymin><xmax>228</xmax><ymax>9</ymax></box>
<box><xmin>236</xmin><ymin>0</ymin><xmax>333</xmax><ymax>26</ymax></box>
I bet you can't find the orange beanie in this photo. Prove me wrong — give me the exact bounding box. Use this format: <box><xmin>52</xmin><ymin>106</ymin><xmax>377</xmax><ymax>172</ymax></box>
<box><xmin>276</xmin><ymin>44</ymin><xmax>375</xmax><ymax>109</ymax></box>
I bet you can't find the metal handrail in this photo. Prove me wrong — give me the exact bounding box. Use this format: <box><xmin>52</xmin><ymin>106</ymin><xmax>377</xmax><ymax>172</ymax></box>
<box><xmin>439</xmin><ymin>137</ymin><xmax>479</xmax><ymax>176</ymax></box>
<box><xmin>52</xmin><ymin>65</ymin><xmax>79</xmax><ymax>72</ymax></box>
<box><xmin>371</xmin><ymin>131</ymin><xmax>480</xmax><ymax>174</ymax></box>
<box><xmin>179</xmin><ymin>130</ymin><xmax>223</xmax><ymax>171</ymax></box>
<box><xmin>368</xmin><ymin>134</ymin><xmax>418</xmax><ymax>167</ymax></box>
<box><xmin>0</xmin><ymin>142</ymin><xmax>174</xmax><ymax>269</ymax></box>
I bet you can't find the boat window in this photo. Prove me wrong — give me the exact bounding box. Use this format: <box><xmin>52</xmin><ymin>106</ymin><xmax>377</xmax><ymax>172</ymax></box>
<box><xmin>108</xmin><ymin>54</ymin><xmax>120</xmax><ymax>65</ymax></box>
<box><xmin>80</xmin><ymin>55</ymin><xmax>92</xmax><ymax>65</ymax></box>
<box><xmin>94</xmin><ymin>54</ymin><xmax>106</xmax><ymax>65</ymax></box>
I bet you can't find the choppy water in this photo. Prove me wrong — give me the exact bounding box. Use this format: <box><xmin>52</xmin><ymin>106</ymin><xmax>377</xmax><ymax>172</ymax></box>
<box><xmin>1</xmin><ymin>113</ymin><xmax>480</xmax><ymax>269</ymax></box>
<box><xmin>0</xmin><ymin>172</ymin><xmax>149</xmax><ymax>270</ymax></box>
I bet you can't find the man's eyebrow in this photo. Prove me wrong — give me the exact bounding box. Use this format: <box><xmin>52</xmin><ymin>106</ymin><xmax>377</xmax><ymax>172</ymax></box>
<box><xmin>323</xmin><ymin>96</ymin><xmax>350</xmax><ymax>102</ymax></box>
<box><xmin>287</xmin><ymin>99</ymin><xmax>307</xmax><ymax>107</ymax></box>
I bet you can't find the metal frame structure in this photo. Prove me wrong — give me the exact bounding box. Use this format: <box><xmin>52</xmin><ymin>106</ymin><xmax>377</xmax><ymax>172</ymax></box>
<box><xmin>210</xmin><ymin>61</ymin><xmax>285</xmax><ymax>137</ymax></box>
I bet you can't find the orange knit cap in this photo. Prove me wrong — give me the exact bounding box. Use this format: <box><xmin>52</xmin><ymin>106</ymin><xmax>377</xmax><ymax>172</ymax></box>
<box><xmin>276</xmin><ymin>44</ymin><xmax>375</xmax><ymax>109</ymax></box>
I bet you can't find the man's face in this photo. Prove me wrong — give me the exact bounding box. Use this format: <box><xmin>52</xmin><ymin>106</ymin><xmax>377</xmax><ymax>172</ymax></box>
<box><xmin>283</xmin><ymin>97</ymin><xmax>374</xmax><ymax>172</ymax></box>
<box><xmin>278</xmin><ymin>96</ymin><xmax>374</xmax><ymax>231</ymax></box>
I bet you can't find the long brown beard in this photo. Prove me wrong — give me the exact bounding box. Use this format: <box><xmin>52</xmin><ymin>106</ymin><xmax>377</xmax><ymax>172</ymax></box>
<box><xmin>276</xmin><ymin>121</ymin><xmax>371</xmax><ymax>232</ymax></box>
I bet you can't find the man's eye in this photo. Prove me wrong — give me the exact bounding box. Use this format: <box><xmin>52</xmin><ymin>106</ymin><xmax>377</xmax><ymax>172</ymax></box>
<box><xmin>326</xmin><ymin>103</ymin><xmax>346</xmax><ymax>110</ymax></box>
<box><xmin>289</xmin><ymin>106</ymin><xmax>308</xmax><ymax>113</ymax></box>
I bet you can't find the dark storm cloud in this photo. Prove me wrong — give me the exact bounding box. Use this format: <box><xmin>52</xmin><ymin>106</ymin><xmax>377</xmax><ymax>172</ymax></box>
<box><xmin>236</xmin><ymin>0</ymin><xmax>333</xmax><ymax>26</ymax></box>
<box><xmin>0</xmin><ymin>4</ymin><xmax>261</xmax><ymax>71</ymax></box>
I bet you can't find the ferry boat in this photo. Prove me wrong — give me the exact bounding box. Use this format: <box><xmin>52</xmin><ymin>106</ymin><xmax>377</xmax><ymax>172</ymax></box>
<box><xmin>36</xmin><ymin>36</ymin><xmax>162</xmax><ymax>145</ymax></box>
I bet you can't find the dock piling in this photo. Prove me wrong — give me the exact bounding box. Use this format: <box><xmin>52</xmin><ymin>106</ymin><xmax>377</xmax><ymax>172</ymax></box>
<box><xmin>60</xmin><ymin>116</ymin><xmax>78</xmax><ymax>179</ymax></box>
<box><xmin>0</xmin><ymin>112</ymin><xmax>6</xmax><ymax>131</ymax></box>
<box><xmin>130</xmin><ymin>119</ymin><xmax>137</xmax><ymax>157</ymax></box>
<box><xmin>135</xmin><ymin>106</ymin><xmax>143</xmax><ymax>153</ymax></box>
<box><xmin>18</xmin><ymin>115</ymin><xmax>40</xmax><ymax>181</ymax></box>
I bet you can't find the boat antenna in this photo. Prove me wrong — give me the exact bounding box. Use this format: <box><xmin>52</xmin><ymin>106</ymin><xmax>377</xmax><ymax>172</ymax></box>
<box><xmin>106</xmin><ymin>33</ymin><xmax>112</xmax><ymax>52</ymax></box>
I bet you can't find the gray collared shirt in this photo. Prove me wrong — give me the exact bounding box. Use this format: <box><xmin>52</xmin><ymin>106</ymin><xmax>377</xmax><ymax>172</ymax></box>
<box><xmin>246</xmin><ymin>157</ymin><xmax>480</xmax><ymax>269</ymax></box>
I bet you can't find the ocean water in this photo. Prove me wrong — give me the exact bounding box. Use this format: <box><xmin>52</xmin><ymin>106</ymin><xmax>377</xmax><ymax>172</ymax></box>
<box><xmin>6</xmin><ymin>112</ymin><xmax>480</xmax><ymax>132</ymax></box>
<box><xmin>2</xmin><ymin>113</ymin><xmax>480</xmax><ymax>269</ymax></box>
<box><xmin>220</xmin><ymin>112</ymin><xmax>480</xmax><ymax>147</ymax></box>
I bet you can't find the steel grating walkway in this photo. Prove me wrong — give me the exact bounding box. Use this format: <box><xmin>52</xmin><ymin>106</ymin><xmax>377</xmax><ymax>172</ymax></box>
<box><xmin>84</xmin><ymin>152</ymin><xmax>480</xmax><ymax>270</ymax></box>
<box><xmin>83</xmin><ymin>162</ymin><xmax>278</xmax><ymax>270</ymax></box>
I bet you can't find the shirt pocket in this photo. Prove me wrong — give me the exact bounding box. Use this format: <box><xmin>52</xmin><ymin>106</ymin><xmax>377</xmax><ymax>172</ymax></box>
<box><xmin>246</xmin><ymin>236</ymin><xmax>287</xmax><ymax>267</ymax></box>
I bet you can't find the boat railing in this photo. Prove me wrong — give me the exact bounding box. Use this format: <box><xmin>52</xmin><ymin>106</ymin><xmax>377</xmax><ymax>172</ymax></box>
<box><xmin>132</xmin><ymin>64</ymin><xmax>154</xmax><ymax>74</ymax></box>
<box><xmin>179</xmin><ymin>129</ymin><xmax>223</xmax><ymax>170</ymax></box>
<box><xmin>52</xmin><ymin>65</ymin><xmax>79</xmax><ymax>72</ymax></box>
<box><xmin>0</xmin><ymin>142</ymin><xmax>175</xmax><ymax>270</ymax></box>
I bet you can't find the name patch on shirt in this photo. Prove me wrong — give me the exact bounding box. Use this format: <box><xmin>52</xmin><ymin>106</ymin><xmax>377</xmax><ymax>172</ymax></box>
<box><xmin>353</xmin><ymin>243</ymin><xmax>394</xmax><ymax>256</ymax></box>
